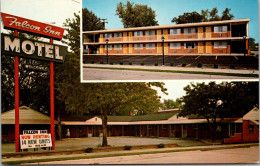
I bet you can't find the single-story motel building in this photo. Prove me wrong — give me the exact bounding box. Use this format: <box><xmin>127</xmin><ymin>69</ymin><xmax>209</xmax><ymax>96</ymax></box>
<box><xmin>2</xmin><ymin>106</ymin><xmax>259</xmax><ymax>144</ymax></box>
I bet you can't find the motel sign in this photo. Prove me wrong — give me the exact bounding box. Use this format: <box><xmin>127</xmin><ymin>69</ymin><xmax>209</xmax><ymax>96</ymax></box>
<box><xmin>1</xmin><ymin>12</ymin><xmax>67</xmax><ymax>152</ymax></box>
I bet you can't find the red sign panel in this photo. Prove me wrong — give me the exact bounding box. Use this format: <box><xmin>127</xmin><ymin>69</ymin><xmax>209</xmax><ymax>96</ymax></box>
<box><xmin>1</xmin><ymin>12</ymin><xmax>64</xmax><ymax>40</ymax></box>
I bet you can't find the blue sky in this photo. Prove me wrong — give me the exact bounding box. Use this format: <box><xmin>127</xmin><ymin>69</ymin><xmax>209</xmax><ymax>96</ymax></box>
<box><xmin>83</xmin><ymin>0</ymin><xmax>259</xmax><ymax>42</ymax></box>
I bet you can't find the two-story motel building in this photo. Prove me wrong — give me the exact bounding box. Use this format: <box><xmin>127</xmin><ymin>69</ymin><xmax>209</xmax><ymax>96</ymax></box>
<box><xmin>83</xmin><ymin>19</ymin><xmax>250</xmax><ymax>56</ymax></box>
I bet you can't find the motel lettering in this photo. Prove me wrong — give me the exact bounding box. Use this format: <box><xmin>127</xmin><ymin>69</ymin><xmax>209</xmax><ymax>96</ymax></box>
<box><xmin>1</xmin><ymin>34</ymin><xmax>67</xmax><ymax>63</ymax></box>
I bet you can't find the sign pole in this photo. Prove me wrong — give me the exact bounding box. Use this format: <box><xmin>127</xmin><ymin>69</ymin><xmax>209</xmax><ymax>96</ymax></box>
<box><xmin>14</xmin><ymin>30</ymin><xmax>20</xmax><ymax>152</ymax></box>
<box><xmin>50</xmin><ymin>38</ymin><xmax>55</xmax><ymax>150</ymax></box>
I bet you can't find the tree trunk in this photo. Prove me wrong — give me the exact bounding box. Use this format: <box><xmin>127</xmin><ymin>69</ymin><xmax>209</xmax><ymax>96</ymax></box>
<box><xmin>101</xmin><ymin>109</ymin><xmax>108</xmax><ymax>147</ymax></box>
<box><xmin>57</xmin><ymin>108</ymin><xmax>62</xmax><ymax>140</ymax></box>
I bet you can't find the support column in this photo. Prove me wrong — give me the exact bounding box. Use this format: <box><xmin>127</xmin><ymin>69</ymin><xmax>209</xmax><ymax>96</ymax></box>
<box><xmin>14</xmin><ymin>30</ymin><xmax>20</xmax><ymax>152</ymax></box>
<box><xmin>50</xmin><ymin>38</ymin><xmax>55</xmax><ymax>150</ymax></box>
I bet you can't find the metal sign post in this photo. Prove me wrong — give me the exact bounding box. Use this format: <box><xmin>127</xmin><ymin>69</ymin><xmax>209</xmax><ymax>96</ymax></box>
<box><xmin>1</xmin><ymin>12</ymin><xmax>67</xmax><ymax>152</ymax></box>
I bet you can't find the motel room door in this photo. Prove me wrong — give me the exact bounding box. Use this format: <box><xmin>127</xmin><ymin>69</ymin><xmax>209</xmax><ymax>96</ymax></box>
<box><xmin>181</xmin><ymin>124</ymin><xmax>187</xmax><ymax>138</ymax></box>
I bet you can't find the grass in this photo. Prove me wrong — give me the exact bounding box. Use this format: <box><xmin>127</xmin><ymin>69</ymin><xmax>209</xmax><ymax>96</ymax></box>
<box><xmin>2</xmin><ymin>144</ymin><xmax>256</xmax><ymax>165</ymax></box>
<box><xmin>83</xmin><ymin>66</ymin><xmax>258</xmax><ymax>78</ymax></box>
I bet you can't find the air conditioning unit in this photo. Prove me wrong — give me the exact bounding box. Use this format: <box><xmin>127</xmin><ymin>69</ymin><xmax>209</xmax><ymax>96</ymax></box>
<box><xmin>218</xmin><ymin>34</ymin><xmax>222</xmax><ymax>37</ymax></box>
<box><xmin>174</xmin><ymin>36</ymin><xmax>177</xmax><ymax>39</ymax></box>
<box><xmin>116</xmin><ymin>38</ymin><xmax>120</xmax><ymax>41</ymax></box>
<box><xmin>137</xmin><ymin>38</ymin><xmax>139</xmax><ymax>40</ymax></box>
<box><xmin>219</xmin><ymin>50</ymin><xmax>223</xmax><ymax>53</ymax></box>
<box><xmin>149</xmin><ymin>37</ymin><xmax>152</xmax><ymax>40</ymax></box>
<box><xmin>188</xmin><ymin>50</ymin><xmax>192</xmax><ymax>53</ymax></box>
<box><xmin>148</xmin><ymin>50</ymin><xmax>153</xmax><ymax>53</ymax></box>
<box><xmin>137</xmin><ymin>50</ymin><xmax>140</xmax><ymax>53</ymax></box>
<box><xmin>174</xmin><ymin>50</ymin><xmax>177</xmax><ymax>53</ymax></box>
<box><xmin>188</xmin><ymin>35</ymin><xmax>192</xmax><ymax>38</ymax></box>
<box><xmin>117</xmin><ymin>51</ymin><xmax>120</xmax><ymax>53</ymax></box>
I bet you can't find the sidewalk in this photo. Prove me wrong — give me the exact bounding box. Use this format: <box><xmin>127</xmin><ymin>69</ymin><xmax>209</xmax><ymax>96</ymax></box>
<box><xmin>83</xmin><ymin>64</ymin><xmax>259</xmax><ymax>75</ymax></box>
<box><xmin>2</xmin><ymin>142</ymin><xmax>258</xmax><ymax>164</ymax></box>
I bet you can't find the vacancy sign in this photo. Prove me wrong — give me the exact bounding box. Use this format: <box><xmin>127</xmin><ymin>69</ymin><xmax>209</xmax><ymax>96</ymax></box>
<box><xmin>1</xmin><ymin>12</ymin><xmax>64</xmax><ymax>40</ymax></box>
<box><xmin>20</xmin><ymin>131</ymin><xmax>52</xmax><ymax>149</ymax></box>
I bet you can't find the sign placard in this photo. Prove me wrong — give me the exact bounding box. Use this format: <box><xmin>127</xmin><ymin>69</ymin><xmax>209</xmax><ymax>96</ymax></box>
<box><xmin>23</xmin><ymin>130</ymin><xmax>48</xmax><ymax>135</ymax></box>
<box><xmin>20</xmin><ymin>133</ymin><xmax>52</xmax><ymax>149</ymax></box>
<box><xmin>1</xmin><ymin>34</ymin><xmax>67</xmax><ymax>63</ymax></box>
<box><xmin>1</xmin><ymin>12</ymin><xmax>64</xmax><ymax>40</ymax></box>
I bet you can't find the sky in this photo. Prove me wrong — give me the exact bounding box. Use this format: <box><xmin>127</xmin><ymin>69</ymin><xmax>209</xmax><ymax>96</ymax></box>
<box><xmin>83</xmin><ymin>0</ymin><xmax>259</xmax><ymax>42</ymax></box>
<box><xmin>1</xmin><ymin>0</ymin><xmax>81</xmax><ymax>44</ymax></box>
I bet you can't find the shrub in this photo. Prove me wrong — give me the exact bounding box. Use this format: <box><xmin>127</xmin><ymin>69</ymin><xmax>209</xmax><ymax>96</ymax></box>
<box><xmin>158</xmin><ymin>143</ymin><xmax>165</xmax><ymax>148</ymax></box>
<box><xmin>85</xmin><ymin>147</ymin><xmax>93</xmax><ymax>153</ymax></box>
<box><xmin>197</xmin><ymin>62</ymin><xmax>203</xmax><ymax>68</ymax></box>
<box><xmin>128</xmin><ymin>61</ymin><xmax>132</xmax><ymax>65</ymax></box>
<box><xmin>119</xmin><ymin>61</ymin><xmax>124</xmax><ymax>65</ymax></box>
<box><xmin>140</xmin><ymin>61</ymin><xmax>144</xmax><ymax>66</ymax></box>
<box><xmin>91</xmin><ymin>60</ymin><xmax>95</xmax><ymax>64</ymax></box>
<box><xmin>124</xmin><ymin>145</ymin><xmax>132</xmax><ymax>150</ymax></box>
<box><xmin>97</xmin><ymin>143</ymin><xmax>102</xmax><ymax>147</ymax></box>
<box><xmin>170</xmin><ymin>61</ymin><xmax>174</xmax><ymax>66</ymax></box>
<box><xmin>109</xmin><ymin>62</ymin><xmax>113</xmax><ymax>65</ymax></box>
<box><xmin>182</xmin><ymin>62</ymin><xmax>187</xmax><ymax>67</ymax></box>
<box><xmin>100</xmin><ymin>61</ymin><xmax>104</xmax><ymax>64</ymax></box>
<box><xmin>154</xmin><ymin>62</ymin><xmax>158</xmax><ymax>66</ymax></box>
<box><xmin>230</xmin><ymin>65</ymin><xmax>235</xmax><ymax>69</ymax></box>
<box><xmin>214</xmin><ymin>64</ymin><xmax>218</xmax><ymax>69</ymax></box>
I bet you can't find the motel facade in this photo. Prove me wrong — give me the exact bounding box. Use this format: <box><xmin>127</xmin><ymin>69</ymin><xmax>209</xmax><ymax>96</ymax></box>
<box><xmin>83</xmin><ymin>19</ymin><xmax>250</xmax><ymax>56</ymax></box>
<box><xmin>2</xmin><ymin>106</ymin><xmax>258</xmax><ymax>144</ymax></box>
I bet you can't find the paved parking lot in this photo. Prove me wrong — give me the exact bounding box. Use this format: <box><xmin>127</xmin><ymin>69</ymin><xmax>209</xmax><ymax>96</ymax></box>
<box><xmin>82</xmin><ymin>67</ymin><xmax>256</xmax><ymax>80</ymax></box>
<box><xmin>2</xmin><ymin>137</ymin><xmax>207</xmax><ymax>153</ymax></box>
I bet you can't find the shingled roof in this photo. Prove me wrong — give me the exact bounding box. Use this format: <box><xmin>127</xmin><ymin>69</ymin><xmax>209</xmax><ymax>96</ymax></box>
<box><xmin>1</xmin><ymin>106</ymin><xmax>57</xmax><ymax>124</ymax></box>
<box><xmin>108</xmin><ymin>112</ymin><xmax>178</xmax><ymax>122</ymax></box>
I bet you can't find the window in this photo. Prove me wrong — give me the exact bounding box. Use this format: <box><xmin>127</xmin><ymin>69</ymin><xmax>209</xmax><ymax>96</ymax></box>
<box><xmin>184</xmin><ymin>28</ymin><xmax>196</xmax><ymax>34</ymax></box>
<box><xmin>249</xmin><ymin>125</ymin><xmax>254</xmax><ymax>133</ymax></box>
<box><xmin>104</xmin><ymin>33</ymin><xmax>112</xmax><ymax>38</ymax></box>
<box><xmin>214</xmin><ymin>41</ymin><xmax>228</xmax><ymax>48</ymax></box>
<box><xmin>184</xmin><ymin>42</ymin><xmax>196</xmax><ymax>49</ymax></box>
<box><xmin>114</xmin><ymin>32</ymin><xmax>122</xmax><ymax>38</ymax></box>
<box><xmin>170</xmin><ymin>43</ymin><xmax>181</xmax><ymax>49</ymax></box>
<box><xmin>145</xmin><ymin>30</ymin><xmax>155</xmax><ymax>36</ymax></box>
<box><xmin>134</xmin><ymin>31</ymin><xmax>143</xmax><ymax>37</ymax></box>
<box><xmin>134</xmin><ymin>44</ymin><xmax>143</xmax><ymax>49</ymax></box>
<box><xmin>114</xmin><ymin>44</ymin><xmax>122</xmax><ymax>50</ymax></box>
<box><xmin>170</xmin><ymin>28</ymin><xmax>181</xmax><ymax>35</ymax></box>
<box><xmin>104</xmin><ymin>45</ymin><xmax>112</xmax><ymax>50</ymax></box>
<box><xmin>214</xmin><ymin>25</ymin><xmax>228</xmax><ymax>33</ymax></box>
<box><xmin>2</xmin><ymin>127</ymin><xmax>8</xmax><ymax>136</ymax></box>
<box><xmin>145</xmin><ymin>43</ymin><xmax>155</xmax><ymax>49</ymax></box>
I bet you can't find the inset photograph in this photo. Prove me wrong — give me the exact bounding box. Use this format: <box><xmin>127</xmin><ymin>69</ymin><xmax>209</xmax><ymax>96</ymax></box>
<box><xmin>81</xmin><ymin>0</ymin><xmax>258</xmax><ymax>81</ymax></box>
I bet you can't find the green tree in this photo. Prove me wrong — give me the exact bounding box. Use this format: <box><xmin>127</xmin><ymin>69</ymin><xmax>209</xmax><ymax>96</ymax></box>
<box><xmin>82</xmin><ymin>8</ymin><xmax>104</xmax><ymax>31</ymax></box>
<box><xmin>1</xmin><ymin>32</ymin><xmax>49</xmax><ymax>113</ymax></box>
<box><xmin>172</xmin><ymin>7</ymin><xmax>234</xmax><ymax>24</ymax></box>
<box><xmin>63</xmin><ymin>12</ymin><xmax>80</xmax><ymax>56</ymax></box>
<box><xmin>221</xmin><ymin>8</ymin><xmax>234</xmax><ymax>20</ymax></box>
<box><xmin>179</xmin><ymin>81</ymin><xmax>258</xmax><ymax>141</ymax></box>
<box><xmin>248</xmin><ymin>38</ymin><xmax>258</xmax><ymax>51</ymax></box>
<box><xmin>59</xmin><ymin>83</ymin><xmax>165</xmax><ymax>147</ymax></box>
<box><xmin>172</xmin><ymin>12</ymin><xmax>203</xmax><ymax>24</ymax></box>
<box><xmin>209</xmin><ymin>7</ymin><xmax>220</xmax><ymax>21</ymax></box>
<box><xmin>163</xmin><ymin>99</ymin><xmax>182</xmax><ymax>109</ymax></box>
<box><xmin>116</xmin><ymin>1</ymin><xmax>158</xmax><ymax>28</ymax></box>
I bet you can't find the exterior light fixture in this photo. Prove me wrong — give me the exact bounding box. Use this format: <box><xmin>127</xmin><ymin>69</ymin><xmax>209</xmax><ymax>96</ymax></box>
<box><xmin>105</xmin><ymin>39</ymin><xmax>109</xmax><ymax>64</ymax></box>
<box><xmin>161</xmin><ymin>36</ymin><xmax>165</xmax><ymax>65</ymax></box>
<box><xmin>243</xmin><ymin>36</ymin><xmax>247</xmax><ymax>56</ymax></box>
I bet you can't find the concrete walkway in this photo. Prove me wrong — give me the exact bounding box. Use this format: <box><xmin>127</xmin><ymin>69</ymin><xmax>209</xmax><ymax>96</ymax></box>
<box><xmin>83</xmin><ymin>64</ymin><xmax>259</xmax><ymax>75</ymax></box>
